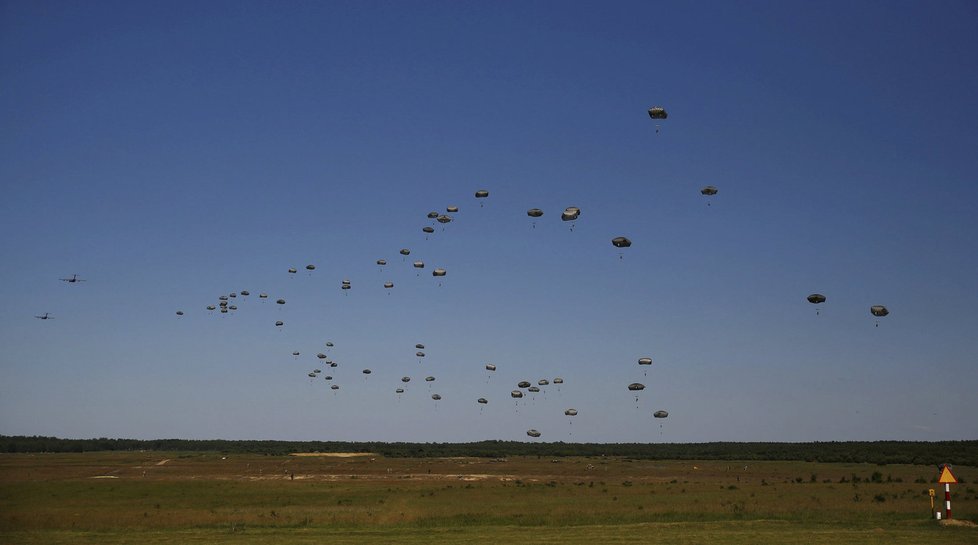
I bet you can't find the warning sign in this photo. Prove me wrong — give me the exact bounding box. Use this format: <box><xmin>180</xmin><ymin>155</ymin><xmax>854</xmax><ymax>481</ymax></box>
<box><xmin>938</xmin><ymin>465</ymin><xmax>958</xmax><ymax>484</ymax></box>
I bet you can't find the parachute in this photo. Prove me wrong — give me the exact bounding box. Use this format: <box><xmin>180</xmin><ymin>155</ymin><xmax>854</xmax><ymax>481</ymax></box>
<box><xmin>259</xmin><ymin>293</ymin><xmax>268</xmax><ymax>299</ymax></box>
<box><xmin>612</xmin><ymin>236</ymin><xmax>632</xmax><ymax>248</ymax></box>
<box><xmin>436</xmin><ymin>215</ymin><xmax>453</xmax><ymax>224</ymax></box>
<box><xmin>362</xmin><ymin>369</ymin><xmax>371</xmax><ymax>375</ymax></box>
<box><xmin>288</xmin><ymin>268</ymin><xmax>297</xmax><ymax>274</ymax></box>
<box><xmin>564</xmin><ymin>409</ymin><xmax>578</xmax><ymax>416</ymax></box>
<box><xmin>517</xmin><ymin>381</ymin><xmax>531</xmax><ymax>388</ymax></box>
<box><xmin>538</xmin><ymin>379</ymin><xmax>549</xmax><ymax>386</ymax></box>
<box><xmin>477</xmin><ymin>397</ymin><xmax>488</xmax><ymax>404</ymax></box>
<box><xmin>700</xmin><ymin>186</ymin><xmax>718</xmax><ymax>196</ymax></box>
<box><xmin>175</xmin><ymin>311</ymin><xmax>184</xmax><ymax>316</ymax></box>
<box><xmin>396</xmin><ymin>388</ymin><xmax>405</xmax><ymax>394</ymax></box>
<box><xmin>240</xmin><ymin>290</ymin><xmax>250</xmax><ymax>296</ymax></box>
<box><xmin>305</xmin><ymin>265</ymin><xmax>316</xmax><ymax>271</ymax></box>
<box><xmin>400</xmin><ymin>249</ymin><xmax>410</xmax><ymax>256</ymax></box>
<box><xmin>653</xmin><ymin>410</ymin><xmax>669</xmax><ymax>418</ymax></box>
<box><xmin>413</xmin><ymin>261</ymin><xmax>425</xmax><ymax>269</ymax></box>
<box><xmin>485</xmin><ymin>364</ymin><xmax>496</xmax><ymax>371</ymax></box>
<box><xmin>415</xmin><ymin>344</ymin><xmax>425</xmax><ymax>349</ymax></box>
<box><xmin>427</xmin><ymin>211</ymin><xmax>439</xmax><ymax>219</ymax></box>
<box><xmin>276</xmin><ymin>299</ymin><xmax>286</xmax><ymax>305</ymax></box>
<box><xmin>275</xmin><ymin>321</ymin><xmax>284</xmax><ymax>327</ymax></box>
<box><xmin>553</xmin><ymin>377</ymin><xmax>563</xmax><ymax>384</ymax></box>
<box><xmin>511</xmin><ymin>390</ymin><xmax>524</xmax><ymax>399</ymax></box>
<box><xmin>628</xmin><ymin>383</ymin><xmax>645</xmax><ymax>391</ymax></box>
<box><xmin>528</xmin><ymin>386</ymin><xmax>540</xmax><ymax>393</ymax></box>
<box><xmin>331</xmin><ymin>384</ymin><xmax>339</xmax><ymax>390</ymax></box>
<box><xmin>446</xmin><ymin>206</ymin><xmax>459</xmax><ymax>213</ymax></box>
<box><xmin>561</xmin><ymin>207</ymin><xmax>581</xmax><ymax>230</ymax></box>
<box><xmin>808</xmin><ymin>293</ymin><xmax>827</xmax><ymax>315</ymax></box>
<box><xmin>870</xmin><ymin>305</ymin><xmax>889</xmax><ymax>327</ymax></box>
<box><xmin>431</xmin><ymin>394</ymin><xmax>442</xmax><ymax>400</ymax></box>
<box><xmin>526</xmin><ymin>429</ymin><xmax>541</xmax><ymax>438</ymax></box>
<box><xmin>416</xmin><ymin>351</ymin><xmax>425</xmax><ymax>358</ymax></box>
<box><xmin>647</xmin><ymin>106</ymin><xmax>667</xmax><ymax>120</ymax></box>
<box><xmin>377</xmin><ymin>259</ymin><xmax>387</xmax><ymax>266</ymax></box>
<box><xmin>475</xmin><ymin>190</ymin><xmax>489</xmax><ymax>199</ymax></box>
<box><xmin>432</xmin><ymin>268</ymin><xmax>446</xmax><ymax>277</ymax></box>
<box><xmin>325</xmin><ymin>342</ymin><xmax>334</xmax><ymax>348</ymax></box>
<box><xmin>401</xmin><ymin>376</ymin><xmax>411</xmax><ymax>383</ymax></box>
<box><xmin>206</xmin><ymin>305</ymin><xmax>216</xmax><ymax>311</ymax></box>
<box><xmin>638</xmin><ymin>357</ymin><xmax>652</xmax><ymax>376</ymax></box>
<box><xmin>425</xmin><ymin>376</ymin><xmax>435</xmax><ymax>382</ymax></box>
<box><xmin>384</xmin><ymin>282</ymin><xmax>394</xmax><ymax>289</ymax></box>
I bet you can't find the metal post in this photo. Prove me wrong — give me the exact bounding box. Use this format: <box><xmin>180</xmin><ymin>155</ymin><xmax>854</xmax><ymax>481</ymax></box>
<box><xmin>945</xmin><ymin>483</ymin><xmax>952</xmax><ymax>519</ymax></box>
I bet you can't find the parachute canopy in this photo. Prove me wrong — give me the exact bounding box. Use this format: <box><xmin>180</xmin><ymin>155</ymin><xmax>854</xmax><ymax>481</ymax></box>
<box><xmin>701</xmin><ymin>186</ymin><xmax>718</xmax><ymax>196</ymax></box>
<box><xmin>807</xmin><ymin>293</ymin><xmax>827</xmax><ymax>305</ymax></box>
<box><xmin>485</xmin><ymin>364</ymin><xmax>497</xmax><ymax>371</ymax></box>
<box><xmin>400</xmin><ymin>249</ymin><xmax>410</xmax><ymax>256</ymax></box>
<box><xmin>306</xmin><ymin>264</ymin><xmax>316</xmax><ymax>270</ymax></box>
<box><xmin>527</xmin><ymin>208</ymin><xmax>544</xmax><ymax>218</ymax></box>
<box><xmin>565</xmin><ymin>409</ymin><xmax>578</xmax><ymax>416</ymax></box>
<box><xmin>638</xmin><ymin>357</ymin><xmax>653</xmax><ymax>366</ymax></box>
<box><xmin>511</xmin><ymin>390</ymin><xmax>524</xmax><ymax>399</ymax></box>
<box><xmin>475</xmin><ymin>190</ymin><xmax>489</xmax><ymax>198</ymax></box>
<box><xmin>612</xmin><ymin>236</ymin><xmax>632</xmax><ymax>248</ymax></box>
<box><xmin>870</xmin><ymin>305</ymin><xmax>889</xmax><ymax>317</ymax></box>
<box><xmin>446</xmin><ymin>206</ymin><xmax>459</xmax><ymax>213</ymax></box>
<box><xmin>526</xmin><ymin>429</ymin><xmax>541</xmax><ymax>438</ymax></box>
<box><xmin>431</xmin><ymin>394</ymin><xmax>441</xmax><ymax>400</ymax></box>
<box><xmin>432</xmin><ymin>268</ymin><xmax>446</xmax><ymax>277</ymax></box>
<box><xmin>477</xmin><ymin>397</ymin><xmax>488</xmax><ymax>404</ymax></box>
<box><xmin>653</xmin><ymin>410</ymin><xmax>669</xmax><ymax>418</ymax></box>
<box><xmin>628</xmin><ymin>383</ymin><xmax>646</xmax><ymax>391</ymax></box>
<box><xmin>648</xmin><ymin>106</ymin><xmax>667</xmax><ymax>119</ymax></box>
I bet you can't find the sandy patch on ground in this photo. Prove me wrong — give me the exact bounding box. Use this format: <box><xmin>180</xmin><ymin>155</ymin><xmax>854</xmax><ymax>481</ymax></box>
<box><xmin>90</xmin><ymin>475</ymin><xmax>119</xmax><ymax>479</ymax></box>
<box><xmin>155</xmin><ymin>459</ymin><xmax>171</xmax><ymax>465</ymax></box>
<box><xmin>940</xmin><ymin>519</ymin><xmax>976</xmax><ymax>528</ymax></box>
<box><xmin>289</xmin><ymin>452</ymin><xmax>376</xmax><ymax>457</ymax></box>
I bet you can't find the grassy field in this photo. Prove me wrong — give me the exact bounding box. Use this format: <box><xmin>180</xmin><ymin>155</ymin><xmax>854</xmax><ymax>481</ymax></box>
<box><xmin>1</xmin><ymin>451</ymin><xmax>975</xmax><ymax>544</ymax></box>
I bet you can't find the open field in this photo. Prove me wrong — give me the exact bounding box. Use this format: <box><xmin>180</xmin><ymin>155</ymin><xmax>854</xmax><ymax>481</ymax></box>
<box><xmin>1</xmin><ymin>452</ymin><xmax>976</xmax><ymax>544</ymax></box>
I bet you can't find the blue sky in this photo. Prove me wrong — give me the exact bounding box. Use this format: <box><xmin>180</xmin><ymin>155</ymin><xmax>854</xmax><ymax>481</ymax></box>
<box><xmin>2</xmin><ymin>0</ymin><xmax>976</xmax><ymax>443</ymax></box>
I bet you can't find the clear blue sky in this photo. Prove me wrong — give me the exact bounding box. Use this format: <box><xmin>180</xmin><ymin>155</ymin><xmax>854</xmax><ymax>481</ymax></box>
<box><xmin>2</xmin><ymin>0</ymin><xmax>976</xmax><ymax>443</ymax></box>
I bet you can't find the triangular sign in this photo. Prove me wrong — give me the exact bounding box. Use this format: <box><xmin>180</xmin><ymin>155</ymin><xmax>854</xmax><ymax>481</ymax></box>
<box><xmin>938</xmin><ymin>466</ymin><xmax>958</xmax><ymax>484</ymax></box>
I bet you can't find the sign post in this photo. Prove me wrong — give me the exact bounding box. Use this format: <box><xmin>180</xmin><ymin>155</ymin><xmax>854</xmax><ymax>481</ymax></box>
<box><xmin>938</xmin><ymin>464</ymin><xmax>958</xmax><ymax>520</ymax></box>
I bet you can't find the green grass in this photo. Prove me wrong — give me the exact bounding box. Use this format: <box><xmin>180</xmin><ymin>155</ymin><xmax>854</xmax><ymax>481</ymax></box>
<box><xmin>1</xmin><ymin>452</ymin><xmax>975</xmax><ymax>544</ymax></box>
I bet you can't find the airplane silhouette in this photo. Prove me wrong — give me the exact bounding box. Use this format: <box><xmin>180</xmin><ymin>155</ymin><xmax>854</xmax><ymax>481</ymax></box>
<box><xmin>35</xmin><ymin>313</ymin><xmax>54</xmax><ymax>320</ymax></box>
<box><xmin>61</xmin><ymin>274</ymin><xmax>85</xmax><ymax>283</ymax></box>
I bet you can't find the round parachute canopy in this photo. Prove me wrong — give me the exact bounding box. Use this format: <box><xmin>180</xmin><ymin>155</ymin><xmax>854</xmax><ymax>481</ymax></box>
<box><xmin>219</xmin><ymin>296</ymin><xmax>229</xmax><ymax>301</ymax></box>
<box><xmin>628</xmin><ymin>383</ymin><xmax>646</xmax><ymax>391</ymax></box>
<box><xmin>377</xmin><ymin>259</ymin><xmax>387</xmax><ymax>266</ymax></box>
<box><xmin>432</xmin><ymin>268</ymin><xmax>447</xmax><ymax>277</ymax></box>
<box><xmin>220</xmin><ymin>308</ymin><xmax>228</xmax><ymax>313</ymax></box>
<box><xmin>431</xmin><ymin>393</ymin><xmax>441</xmax><ymax>400</ymax></box>
<box><xmin>276</xmin><ymin>299</ymin><xmax>286</xmax><ymax>305</ymax></box>
<box><xmin>561</xmin><ymin>210</ymin><xmax>580</xmax><ymax>222</ymax></box>
<box><xmin>341</xmin><ymin>279</ymin><xmax>351</xmax><ymax>285</ymax></box>
<box><xmin>288</xmin><ymin>268</ymin><xmax>297</xmax><ymax>274</ymax></box>
<box><xmin>422</xmin><ymin>226</ymin><xmax>435</xmax><ymax>234</ymax></box>
<box><xmin>425</xmin><ymin>376</ymin><xmax>435</xmax><ymax>382</ymax></box>
<box><xmin>701</xmin><ymin>185</ymin><xmax>718</xmax><ymax>196</ymax></box>
<box><xmin>477</xmin><ymin>397</ymin><xmax>488</xmax><ymax>404</ymax></box>
<box><xmin>229</xmin><ymin>293</ymin><xmax>237</xmax><ymax>298</ymax></box>
<box><xmin>648</xmin><ymin>106</ymin><xmax>668</xmax><ymax>120</ymax></box>
<box><xmin>527</xmin><ymin>208</ymin><xmax>544</xmax><ymax>218</ymax></box>
<box><xmin>413</xmin><ymin>261</ymin><xmax>425</xmax><ymax>269</ymax></box>
<box><xmin>384</xmin><ymin>282</ymin><xmax>394</xmax><ymax>289</ymax></box>
<box><xmin>612</xmin><ymin>236</ymin><xmax>632</xmax><ymax>248</ymax></box>
<box><xmin>416</xmin><ymin>351</ymin><xmax>425</xmax><ymax>358</ymax></box>
<box><xmin>330</xmin><ymin>384</ymin><xmax>339</xmax><ymax>390</ymax></box>
<box><xmin>415</xmin><ymin>343</ymin><xmax>425</xmax><ymax>349</ymax></box>
<box><xmin>228</xmin><ymin>305</ymin><xmax>237</xmax><ymax>311</ymax></box>
<box><xmin>206</xmin><ymin>305</ymin><xmax>216</xmax><ymax>311</ymax></box>
<box><xmin>446</xmin><ymin>206</ymin><xmax>459</xmax><ymax>213</ymax></box>
<box><xmin>341</xmin><ymin>284</ymin><xmax>351</xmax><ymax>290</ymax></box>
<box><xmin>475</xmin><ymin>190</ymin><xmax>489</xmax><ymax>198</ymax></box>
<box><xmin>436</xmin><ymin>215</ymin><xmax>453</xmax><ymax>224</ymax></box>
<box><xmin>511</xmin><ymin>390</ymin><xmax>524</xmax><ymax>399</ymax></box>
<box><xmin>324</xmin><ymin>375</ymin><xmax>332</xmax><ymax>380</ymax></box>
<box><xmin>219</xmin><ymin>301</ymin><xmax>228</xmax><ymax>307</ymax></box>
<box><xmin>259</xmin><ymin>293</ymin><xmax>268</xmax><ymax>299</ymax></box>
<box><xmin>275</xmin><ymin>321</ymin><xmax>284</xmax><ymax>327</ymax></box>
<box><xmin>240</xmin><ymin>290</ymin><xmax>250</xmax><ymax>296</ymax></box>
<box><xmin>313</xmin><ymin>369</ymin><xmax>321</xmax><ymax>374</ymax></box>
<box><xmin>638</xmin><ymin>357</ymin><xmax>653</xmax><ymax>366</ymax></box>
<box><xmin>528</xmin><ymin>386</ymin><xmax>540</xmax><ymax>393</ymax></box>
<box><xmin>396</xmin><ymin>388</ymin><xmax>405</xmax><ymax>394</ymax></box>
<box><xmin>553</xmin><ymin>377</ymin><xmax>564</xmax><ymax>384</ymax></box>
<box><xmin>565</xmin><ymin>409</ymin><xmax>578</xmax><ymax>416</ymax></box>
<box><xmin>326</xmin><ymin>342</ymin><xmax>334</xmax><ymax>347</ymax></box>
<box><xmin>526</xmin><ymin>429</ymin><xmax>541</xmax><ymax>438</ymax></box>
<box><xmin>807</xmin><ymin>293</ymin><xmax>827</xmax><ymax>304</ymax></box>
<box><xmin>400</xmin><ymin>249</ymin><xmax>410</xmax><ymax>256</ymax></box>
<box><xmin>306</xmin><ymin>264</ymin><xmax>316</xmax><ymax>271</ymax></box>
<box><xmin>538</xmin><ymin>379</ymin><xmax>549</xmax><ymax>386</ymax></box>
<box><xmin>427</xmin><ymin>211</ymin><xmax>439</xmax><ymax>219</ymax></box>
<box><xmin>401</xmin><ymin>376</ymin><xmax>411</xmax><ymax>383</ymax></box>
<box><xmin>485</xmin><ymin>364</ymin><xmax>497</xmax><ymax>371</ymax></box>
<box><xmin>870</xmin><ymin>305</ymin><xmax>889</xmax><ymax>317</ymax></box>
<box><xmin>308</xmin><ymin>373</ymin><xmax>316</xmax><ymax>378</ymax></box>
<box><xmin>517</xmin><ymin>381</ymin><xmax>531</xmax><ymax>388</ymax></box>
<box><xmin>653</xmin><ymin>410</ymin><xmax>669</xmax><ymax>418</ymax></box>
<box><xmin>362</xmin><ymin>369</ymin><xmax>371</xmax><ymax>375</ymax></box>
<box><xmin>176</xmin><ymin>311</ymin><xmax>184</xmax><ymax>316</ymax></box>
<box><xmin>330</xmin><ymin>362</ymin><xmax>338</xmax><ymax>367</ymax></box>
<box><xmin>292</xmin><ymin>351</ymin><xmax>300</xmax><ymax>356</ymax></box>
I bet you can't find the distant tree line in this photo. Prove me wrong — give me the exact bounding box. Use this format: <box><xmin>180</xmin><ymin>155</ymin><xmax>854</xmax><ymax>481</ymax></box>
<box><xmin>0</xmin><ymin>435</ymin><xmax>974</xmax><ymax>466</ymax></box>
